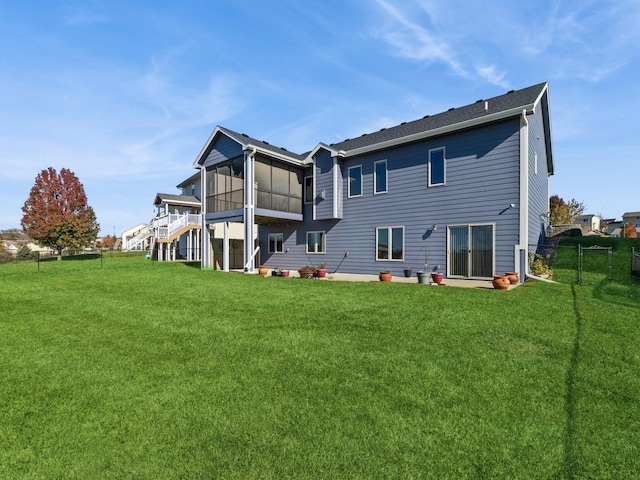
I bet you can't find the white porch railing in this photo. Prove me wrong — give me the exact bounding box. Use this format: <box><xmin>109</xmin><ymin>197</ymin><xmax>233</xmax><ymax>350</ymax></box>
<box><xmin>123</xmin><ymin>225</ymin><xmax>152</xmax><ymax>251</ymax></box>
<box><xmin>153</xmin><ymin>214</ymin><xmax>201</xmax><ymax>240</ymax></box>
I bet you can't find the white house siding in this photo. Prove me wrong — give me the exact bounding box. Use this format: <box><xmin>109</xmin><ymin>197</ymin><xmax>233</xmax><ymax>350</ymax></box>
<box><xmin>259</xmin><ymin>118</ymin><xmax>522</xmax><ymax>278</ymax></box>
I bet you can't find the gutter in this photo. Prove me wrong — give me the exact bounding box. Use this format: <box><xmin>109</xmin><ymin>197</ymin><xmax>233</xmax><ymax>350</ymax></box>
<box><xmin>338</xmin><ymin>104</ymin><xmax>535</xmax><ymax>158</ymax></box>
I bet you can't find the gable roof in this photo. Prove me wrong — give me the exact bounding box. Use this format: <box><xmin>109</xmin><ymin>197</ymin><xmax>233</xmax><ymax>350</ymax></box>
<box><xmin>193</xmin><ymin>125</ymin><xmax>306</xmax><ymax>167</ymax></box>
<box><xmin>332</xmin><ymin>83</ymin><xmax>548</xmax><ymax>151</ymax></box>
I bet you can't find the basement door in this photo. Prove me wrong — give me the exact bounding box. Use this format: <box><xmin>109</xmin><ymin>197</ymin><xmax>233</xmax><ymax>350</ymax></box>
<box><xmin>448</xmin><ymin>224</ymin><xmax>494</xmax><ymax>279</ymax></box>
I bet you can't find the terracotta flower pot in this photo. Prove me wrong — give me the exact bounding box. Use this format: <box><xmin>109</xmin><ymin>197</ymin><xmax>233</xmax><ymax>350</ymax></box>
<box><xmin>505</xmin><ymin>271</ymin><xmax>519</xmax><ymax>284</ymax></box>
<box><xmin>492</xmin><ymin>275</ymin><xmax>510</xmax><ymax>290</ymax></box>
<box><xmin>258</xmin><ymin>265</ymin><xmax>269</xmax><ymax>276</ymax></box>
<box><xmin>379</xmin><ymin>271</ymin><xmax>392</xmax><ymax>282</ymax></box>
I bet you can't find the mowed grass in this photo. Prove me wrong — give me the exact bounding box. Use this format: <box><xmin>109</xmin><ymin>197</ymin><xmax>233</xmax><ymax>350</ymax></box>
<box><xmin>1</xmin><ymin>253</ymin><xmax>639</xmax><ymax>479</ymax></box>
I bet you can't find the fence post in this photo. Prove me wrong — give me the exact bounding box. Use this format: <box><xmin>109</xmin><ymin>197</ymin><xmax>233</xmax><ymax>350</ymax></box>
<box><xmin>577</xmin><ymin>244</ymin><xmax>582</xmax><ymax>285</ymax></box>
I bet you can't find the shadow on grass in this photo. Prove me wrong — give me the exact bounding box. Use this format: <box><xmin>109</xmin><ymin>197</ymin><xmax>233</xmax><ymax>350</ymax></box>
<box><xmin>564</xmin><ymin>283</ymin><xmax>582</xmax><ymax>480</ymax></box>
<box><xmin>591</xmin><ymin>277</ymin><xmax>640</xmax><ymax>309</ymax></box>
<box><xmin>40</xmin><ymin>253</ymin><xmax>102</xmax><ymax>262</ymax></box>
<box><xmin>181</xmin><ymin>261</ymin><xmax>202</xmax><ymax>270</ymax></box>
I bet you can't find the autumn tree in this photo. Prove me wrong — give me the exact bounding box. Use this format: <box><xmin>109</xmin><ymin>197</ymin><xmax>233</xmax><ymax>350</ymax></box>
<box><xmin>549</xmin><ymin>195</ymin><xmax>586</xmax><ymax>225</ymax></box>
<box><xmin>622</xmin><ymin>223</ymin><xmax>637</xmax><ymax>238</ymax></box>
<box><xmin>21</xmin><ymin>167</ymin><xmax>100</xmax><ymax>254</ymax></box>
<box><xmin>101</xmin><ymin>235</ymin><xmax>115</xmax><ymax>249</ymax></box>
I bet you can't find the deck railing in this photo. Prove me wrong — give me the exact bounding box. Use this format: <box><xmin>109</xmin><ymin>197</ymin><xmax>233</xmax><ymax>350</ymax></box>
<box><xmin>153</xmin><ymin>214</ymin><xmax>201</xmax><ymax>240</ymax></box>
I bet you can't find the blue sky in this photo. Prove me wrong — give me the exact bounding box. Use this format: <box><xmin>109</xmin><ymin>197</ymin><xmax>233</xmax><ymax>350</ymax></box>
<box><xmin>1</xmin><ymin>0</ymin><xmax>639</xmax><ymax>236</ymax></box>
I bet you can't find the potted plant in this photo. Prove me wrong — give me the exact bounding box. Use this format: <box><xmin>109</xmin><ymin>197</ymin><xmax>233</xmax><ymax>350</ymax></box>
<box><xmin>258</xmin><ymin>265</ymin><xmax>269</xmax><ymax>276</ymax></box>
<box><xmin>316</xmin><ymin>264</ymin><xmax>327</xmax><ymax>278</ymax></box>
<box><xmin>416</xmin><ymin>250</ymin><xmax>429</xmax><ymax>284</ymax></box>
<box><xmin>379</xmin><ymin>271</ymin><xmax>392</xmax><ymax>282</ymax></box>
<box><xmin>298</xmin><ymin>266</ymin><xmax>315</xmax><ymax>279</ymax></box>
<box><xmin>403</xmin><ymin>264</ymin><xmax>412</xmax><ymax>278</ymax></box>
<box><xmin>272</xmin><ymin>267</ymin><xmax>289</xmax><ymax>277</ymax></box>
<box><xmin>431</xmin><ymin>271</ymin><xmax>444</xmax><ymax>284</ymax></box>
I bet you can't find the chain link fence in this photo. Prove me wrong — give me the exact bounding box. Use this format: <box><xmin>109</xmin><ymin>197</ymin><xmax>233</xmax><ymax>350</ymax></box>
<box><xmin>0</xmin><ymin>249</ymin><xmax>148</xmax><ymax>274</ymax></box>
<box><xmin>530</xmin><ymin>236</ymin><xmax>640</xmax><ymax>285</ymax></box>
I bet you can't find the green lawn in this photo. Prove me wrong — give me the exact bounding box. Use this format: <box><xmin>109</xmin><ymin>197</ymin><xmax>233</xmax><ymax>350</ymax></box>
<box><xmin>1</xmin><ymin>249</ymin><xmax>638</xmax><ymax>479</ymax></box>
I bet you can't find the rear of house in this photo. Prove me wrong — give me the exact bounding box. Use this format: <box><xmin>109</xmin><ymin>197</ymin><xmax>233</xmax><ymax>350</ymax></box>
<box><xmin>194</xmin><ymin>82</ymin><xmax>554</xmax><ymax>281</ymax></box>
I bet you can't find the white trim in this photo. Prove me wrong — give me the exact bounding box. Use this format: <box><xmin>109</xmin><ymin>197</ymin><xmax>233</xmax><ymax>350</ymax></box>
<box><xmin>374</xmin><ymin>159</ymin><xmax>388</xmax><ymax>194</ymax></box>
<box><xmin>333</xmin><ymin>156</ymin><xmax>339</xmax><ymax>218</ymax></box>
<box><xmin>375</xmin><ymin>226</ymin><xmax>405</xmax><ymax>261</ymax></box>
<box><xmin>348</xmin><ymin>165</ymin><xmax>363</xmax><ymax>198</ymax></box>
<box><xmin>428</xmin><ymin>147</ymin><xmax>446</xmax><ymax>187</ymax></box>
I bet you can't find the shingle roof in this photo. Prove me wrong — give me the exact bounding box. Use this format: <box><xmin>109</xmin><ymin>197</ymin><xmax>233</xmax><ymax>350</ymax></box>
<box><xmin>217</xmin><ymin>126</ymin><xmax>307</xmax><ymax>161</ymax></box>
<box><xmin>154</xmin><ymin>193</ymin><xmax>200</xmax><ymax>206</ymax></box>
<box><xmin>329</xmin><ymin>82</ymin><xmax>548</xmax><ymax>152</ymax></box>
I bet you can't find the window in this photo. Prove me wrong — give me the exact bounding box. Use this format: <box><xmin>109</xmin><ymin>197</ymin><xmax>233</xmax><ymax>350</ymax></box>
<box><xmin>374</xmin><ymin>160</ymin><xmax>387</xmax><ymax>194</ymax></box>
<box><xmin>376</xmin><ymin>226</ymin><xmax>404</xmax><ymax>261</ymax></box>
<box><xmin>428</xmin><ymin>147</ymin><xmax>445</xmax><ymax>186</ymax></box>
<box><xmin>348</xmin><ymin>165</ymin><xmax>362</xmax><ymax>197</ymax></box>
<box><xmin>268</xmin><ymin>233</ymin><xmax>283</xmax><ymax>253</ymax></box>
<box><xmin>304</xmin><ymin>176</ymin><xmax>313</xmax><ymax>204</ymax></box>
<box><xmin>306</xmin><ymin>231</ymin><xmax>325</xmax><ymax>253</ymax></box>
<box><xmin>191</xmin><ymin>183</ymin><xmax>195</xmax><ymax>196</ymax></box>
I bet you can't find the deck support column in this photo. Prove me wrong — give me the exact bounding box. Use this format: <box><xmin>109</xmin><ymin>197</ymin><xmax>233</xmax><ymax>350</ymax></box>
<box><xmin>223</xmin><ymin>221</ymin><xmax>230</xmax><ymax>272</ymax></box>
<box><xmin>244</xmin><ymin>148</ymin><xmax>256</xmax><ymax>273</ymax></box>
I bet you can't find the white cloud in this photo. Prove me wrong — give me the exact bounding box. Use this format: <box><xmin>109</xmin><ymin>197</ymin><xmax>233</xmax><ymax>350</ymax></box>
<box><xmin>475</xmin><ymin>65</ymin><xmax>509</xmax><ymax>89</ymax></box>
<box><xmin>373</xmin><ymin>0</ymin><xmax>466</xmax><ymax>76</ymax></box>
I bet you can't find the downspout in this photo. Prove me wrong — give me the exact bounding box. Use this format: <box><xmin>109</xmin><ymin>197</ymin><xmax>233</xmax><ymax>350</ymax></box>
<box><xmin>332</xmin><ymin>155</ymin><xmax>339</xmax><ymax>219</ymax></box>
<box><xmin>312</xmin><ymin>154</ymin><xmax>317</xmax><ymax>221</ymax></box>
<box><xmin>515</xmin><ymin>109</ymin><xmax>530</xmax><ymax>279</ymax></box>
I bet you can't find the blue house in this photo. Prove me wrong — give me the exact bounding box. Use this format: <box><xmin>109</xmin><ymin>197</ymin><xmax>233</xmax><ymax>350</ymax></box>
<box><xmin>193</xmin><ymin>82</ymin><xmax>554</xmax><ymax>281</ymax></box>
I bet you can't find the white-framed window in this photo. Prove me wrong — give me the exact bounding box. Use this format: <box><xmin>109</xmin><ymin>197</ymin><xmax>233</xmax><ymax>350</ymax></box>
<box><xmin>428</xmin><ymin>147</ymin><xmax>445</xmax><ymax>186</ymax></box>
<box><xmin>348</xmin><ymin>165</ymin><xmax>362</xmax><ymax>198</ymax></box>
<box><xmin>374</xmin><ymin>160</ymin><xmax>387</xmax><ymax>194</ymax></box>
<box><xmin>376</xmin><ymin>226</ymin><xmax>404</xmax><ymax>261</ymax></box>
<box><xmin>306</xmin><ymin>231</ymin><xmax>325</xmax><ymax>254</ymax></box>
<box><xmin>304</xmin><ymin>176</ymin><xmax>313</xmax><ymax>204</ymax></box>
<box><xmin>268</xmin><ymin>233</ymin><xmax>283</xmax><ymax>253</ymax></box>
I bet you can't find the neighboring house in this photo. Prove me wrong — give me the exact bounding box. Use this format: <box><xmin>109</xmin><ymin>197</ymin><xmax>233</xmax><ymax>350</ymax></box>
<box><xmin>191</xmin><ymin>82</ymin><xmax>554</xmax><ymax>281</ymax></box>
<box><xmin>574</xmin><ymin>214</ymin><xmax>601</xmax><ymax>233</ymax></box>
<box><xmin>122</xmin><ymin>223</ymin><xmax>151</xmax><ymax>252</ymax></box>
<box><xmin>622</xmin><ymin>211</ymin><xmax>640</xmax><ymax>238</ymax></box>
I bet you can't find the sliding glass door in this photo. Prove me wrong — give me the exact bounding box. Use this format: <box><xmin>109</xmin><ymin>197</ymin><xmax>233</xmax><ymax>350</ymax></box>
<box><xmin>448</xmin><ymin>224</ymin><xmax>494</xmax><ymax>278</ymax></box>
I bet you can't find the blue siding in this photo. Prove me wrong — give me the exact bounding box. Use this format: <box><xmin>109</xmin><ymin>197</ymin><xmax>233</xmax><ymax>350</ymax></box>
<box><xmin>527</xmin><ymin>108</ymin><xmax>550</xmax><ymax>247</ymax></box>
<box><xmin>202</xmin><ymin>134</ymin><xmax>243</xmax><ymax>167</ymax></box>
<box><xmin>260</xmin><ymin>119</ymin><xmax>522</xmax><ymax>277</ymax></box>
